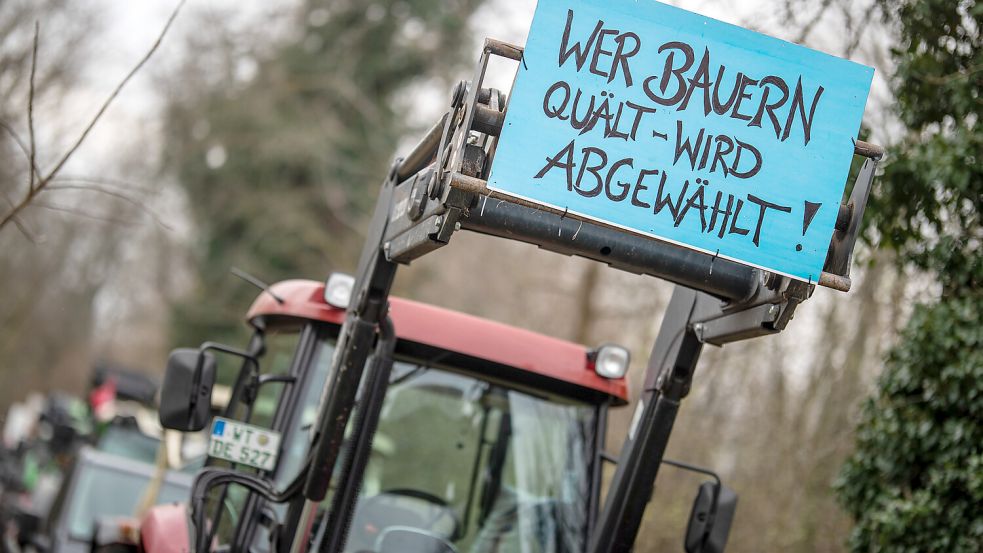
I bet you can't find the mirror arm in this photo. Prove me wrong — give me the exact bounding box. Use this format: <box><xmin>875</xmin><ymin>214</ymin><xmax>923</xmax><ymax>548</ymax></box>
<box><xmin>199</xmin><ymin>341</ymin><xmax>262</xmax><ymax>407</ymax></box>
<box><xmin>200</xmin><ymin>342</ymin><xmax>259</xmax><ymax>367</ymax></box>
<box><xmin>661</xmin><ymin>459</ymin><xmax>723</xmax><ymax>527</ymax></box>
<box><xmin>661</xmin><ymin>458</ymin><xmax>722</xmax><ymax>487</ymax></box>
<box><xmin>219</xmin><ymin>331</ymin><xmax>266</xmax><ymax>419</ymax></box>
<box><xmin>600</xmin><ymin>451</ymin><xmax>619</xmax><ymax>464</ymax></box>
<box><xmin>238</xmin><ymin>373</ymin><xmax>297</xmax><ymax>410</ymax></box>
<box><xmin>662</xmin><ymin>458</ymin><xmax>736</xmax><ymax>553</ymax></box>
<box><xmin>239</xmin><ymin>374</ymin><xmax>298</xmax><ymax>408</ymax></box>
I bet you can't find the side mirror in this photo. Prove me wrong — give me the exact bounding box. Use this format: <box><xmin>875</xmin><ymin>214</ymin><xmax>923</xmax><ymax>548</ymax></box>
<box><xmin>159</xmin><ymin>348</ymin><xmax>216</xmax><ymax>431</ymax></box>
<box><xmin>684</xmin><ymin>481</ymin><xmax>738</xmax><ymax>553</ymax></box>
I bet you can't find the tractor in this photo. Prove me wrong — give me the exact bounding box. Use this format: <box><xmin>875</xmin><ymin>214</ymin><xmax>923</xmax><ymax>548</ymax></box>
<box><xmin>136</xmin><ymin>276</ymin><xmax>659</xmax><ymax>553</ymax></box>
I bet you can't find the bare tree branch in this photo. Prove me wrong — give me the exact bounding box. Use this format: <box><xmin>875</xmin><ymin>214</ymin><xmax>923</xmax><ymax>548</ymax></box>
<box><xmin>39</xmin><ymin>0</ymin><xmax>185</xmax><ymax>185</ymax></box>
<box><xmin>45</xmin><ymin>183</ymin><xmax>173</xmax><ymax>230</ymax></box>
<box><xmin>10</xmin><ymin>216</ymin><xmax>37</xmax><ymax>242</ymax></box>
<box><xmin>31</xmin><ymin>201</ymin><xmax>140</xmax><ymax>226</ymax></box>
<box><xmin>794</xmin><ymin>0</ymin><xmax>835</xmax><ymax>44</ymax></box>
<box><xmin>845</xmin><ymin>3</ymin><xmax>879</xmax><ymax>57</ymax></box>
<box><xmin>54</xmin><ymin>175</ymin><xmax>153</xmax><ymax>194</ymax></box>
<box><xmin>0</xmin><ymin>0</ymin><xmax>186</xmax><ymax>233</ymax></box>
<box><xmin>26</xmin><ymin>21</ymin><xmax>38</xmax><ymax>194</ymax></box>
<box><xmin>0</xmin><ymin>119</ymin><xmax>43</xmax><ymax>177</ymax></box>
<box><xmin>1</xmin><ymin>191</ymin><xmax>37</xmax><ymax>242</ymax></box>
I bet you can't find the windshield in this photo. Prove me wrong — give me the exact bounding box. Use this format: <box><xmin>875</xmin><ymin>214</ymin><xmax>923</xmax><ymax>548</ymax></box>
<box><xmin>275</xmin><ymin>332</ymin><xmax>335</xmax><ymax>487</ymax></box>
<box><xmin>203</xmin><ymin>324</ymin><xmax>306</xmax><ymax>546</ymax></box>
<box><xmin>343</xmin><ymin>362</ymin><xmax>597</xmax><ymax>553</ymax></box>
<box><xmin>225</xmin><ymin>326</ymin><xmax>303</xmax><ymax>427</ymax></box>
<box><xmin>96</xmin><ymin>423</ymin><xmax>159</xmax><ymax>464</ymax></box>
<box><xmin>66</xmin><ymin>459</ymin><xmax>188</xmax><ymax>541</ymax></box>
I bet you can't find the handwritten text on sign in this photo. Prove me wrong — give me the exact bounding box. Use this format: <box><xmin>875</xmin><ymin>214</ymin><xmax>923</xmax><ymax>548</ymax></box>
<box><xmin>487</xmin><ymin>0</ymin><xmax>873</xmax><ymax>281</ymax></box>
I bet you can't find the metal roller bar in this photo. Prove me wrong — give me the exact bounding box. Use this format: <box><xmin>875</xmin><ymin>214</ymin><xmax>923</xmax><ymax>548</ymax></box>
<box><xmin>472</xmin><ymin>104</ymin><xmax>505</xmax><ymax>137</ymax></box>
<box><xmin>396</xmin><ymin>112</ymin><xmax>448</xmax><ymax>182</ymax></box>
<box><xmin>453</xmin><ymin>172</ymin><xmax>862</xmax><ymax>293</ymax></box>
<box><xmin>460</xmin><ymin>196</ymin><xmax>761</xmax><ymax>303</ymax></box>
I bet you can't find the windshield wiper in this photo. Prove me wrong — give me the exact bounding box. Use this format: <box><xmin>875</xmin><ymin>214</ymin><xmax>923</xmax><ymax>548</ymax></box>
<box><xmin>389</xmin><ymin>364</ymin><xmax>428</xmax><ymax>386</ymax></box>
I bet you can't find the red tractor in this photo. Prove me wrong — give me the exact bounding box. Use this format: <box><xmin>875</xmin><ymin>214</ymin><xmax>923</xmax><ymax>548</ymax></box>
<box><xmin>136</xmin><ymin>276</ymin><xmax>654</xmax><ymax>553</ymax></box>
<box><xmin>131</xmin><ymin>24</ymin><xmax>880</xmax><ymax>553</ymax></box>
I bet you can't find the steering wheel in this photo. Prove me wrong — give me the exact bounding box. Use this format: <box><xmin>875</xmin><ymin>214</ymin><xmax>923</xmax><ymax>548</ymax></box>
<box><xmin>350</xmin><ymin>488</ymin><xmax>461</xmax><ymax>550</ymax></box>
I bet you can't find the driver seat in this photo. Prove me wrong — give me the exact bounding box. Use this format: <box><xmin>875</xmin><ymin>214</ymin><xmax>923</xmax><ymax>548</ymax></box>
<box><xmin>373</xmin><ymin>526</ymin><xmax>457</xmax><ymax>553</ymax></box>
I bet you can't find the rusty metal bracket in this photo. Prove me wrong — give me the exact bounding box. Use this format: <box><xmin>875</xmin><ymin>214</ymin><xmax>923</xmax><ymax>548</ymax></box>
<box><xmin>819</xmin><ymin>142</ymin><xmax>883</xmax><ymax>291</ymax></box>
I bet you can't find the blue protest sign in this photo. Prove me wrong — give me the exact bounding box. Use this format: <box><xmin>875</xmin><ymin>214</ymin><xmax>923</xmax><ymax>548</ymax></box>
<box><xmin>487</xmin><ymin>0</ymin><xmax>873</xmax><ymax>282</ymax></box>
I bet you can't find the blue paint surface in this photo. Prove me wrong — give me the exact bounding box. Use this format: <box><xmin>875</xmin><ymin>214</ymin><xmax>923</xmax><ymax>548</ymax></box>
<box><xmin>488</xmin><ymin>0</ymin><xmax>873</xmax><ymax>281</ymax></box>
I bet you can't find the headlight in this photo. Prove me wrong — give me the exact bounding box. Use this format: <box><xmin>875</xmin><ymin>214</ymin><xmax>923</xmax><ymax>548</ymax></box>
<box><xmin>324</xmin><ymin>273</ymin><xmax>355</xmax><ymax>308</ymax></box>
<box><xmin>592</xmin><ymin>344</ymin><xmax>630</xmax><ymax>379</ymax></box>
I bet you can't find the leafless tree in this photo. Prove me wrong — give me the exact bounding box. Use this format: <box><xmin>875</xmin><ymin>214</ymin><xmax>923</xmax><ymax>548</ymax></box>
<box><xmin>0</xmin><ymin>0</ymin><xmax>188</xmax><ymax>408</ymax></box>
<box><xmin>0</xmin><ymin>0</ymin><xmax>186</xmax><ymax>238</ymax></box>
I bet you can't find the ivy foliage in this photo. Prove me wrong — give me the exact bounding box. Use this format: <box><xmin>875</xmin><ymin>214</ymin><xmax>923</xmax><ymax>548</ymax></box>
<box><xmin>836</xmin><ymin>0</ymin><xmax>982</xmax><ymax>551</ymax></box>
<box><xmin>836</xmin><ymin>275</ymin><xmax>983</xmax><ymax>551</ymax></box>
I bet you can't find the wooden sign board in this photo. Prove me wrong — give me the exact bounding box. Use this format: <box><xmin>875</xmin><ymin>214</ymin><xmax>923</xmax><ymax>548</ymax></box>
<box><xmin>488</xmin><ymin>0</ymin><xmax>873</xmax><ymax>282</ymax></box>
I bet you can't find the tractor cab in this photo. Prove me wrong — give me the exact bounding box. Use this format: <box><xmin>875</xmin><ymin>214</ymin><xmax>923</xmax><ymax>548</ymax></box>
<box><xmin>342</xmin><ymin>364</ymin><xmax>599</xmax><ymax>553</ymax></box>
<box><xmin>141</xmin><ymin>276</ymin><xmax>626</xmax><ymax>553</ymax></box>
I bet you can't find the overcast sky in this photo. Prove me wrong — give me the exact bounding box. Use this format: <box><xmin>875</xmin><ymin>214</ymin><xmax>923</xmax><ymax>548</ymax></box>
<box><xmin>61</xmin><ymin>0</ymin><xmax>891</xmax><ymax>180</ymax></box>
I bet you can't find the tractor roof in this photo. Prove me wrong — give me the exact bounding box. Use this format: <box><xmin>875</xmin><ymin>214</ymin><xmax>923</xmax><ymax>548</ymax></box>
<box><xmin>246</xmin><ymin>279</ymin><xmax>628</xmax><ymax>405</ymax></box>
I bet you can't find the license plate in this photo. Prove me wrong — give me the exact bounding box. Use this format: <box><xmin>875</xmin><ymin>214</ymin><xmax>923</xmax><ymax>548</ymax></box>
<box><xmin>208</xmin><ymin>417</ymin><xmax>281</xmax><ymax>471</ymax></box>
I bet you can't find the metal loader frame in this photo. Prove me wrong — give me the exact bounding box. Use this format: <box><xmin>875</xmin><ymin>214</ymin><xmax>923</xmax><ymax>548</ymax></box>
<box><xmin>276</xmin><ymin>39</ymin><xmax>883</xmax><ymax>553</ymax></box>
